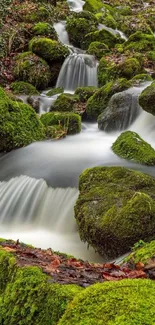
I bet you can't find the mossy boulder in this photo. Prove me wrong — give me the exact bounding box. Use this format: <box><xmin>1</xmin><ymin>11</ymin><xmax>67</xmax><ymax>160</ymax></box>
<box><xmin>46</xmin><ymin>125</ymin><xmax>67</xmax><ymax>139</ymax></box>
<box><xmin>124</xmin><ymin>31</ymin><xmax>155</xmax><ymax>52</ymax></box>
<box><xmin>29</xmin><ymin>37</ymin><xmax>69</xmax><ymax>63</ymax></box>
<box><xmin>75</xmin><ymin>166</ymin><xmax>155</xmax><ymax>258</ymax></box>
<box><xmin>87</xmin><ymin>41</ymin><xmax>109</xmax><ymax>59</ymax></box>
<box><xmin>86</xmin><ymin>78</ymin><xmax>132</xmax><ymax>121</ymax></box>
<box><xmin>109</xmin><ymin>58</ymin><xmax>143</xmax><ymax>80</ymax></box>
<box><xmin>112</xmin><ymin>131</ymin><xmax>155</xmax><ymax>165</ymax></box>
<box><xmin>40</xmin><ymin>112</ymin><xmax>81</xmax><ymax>135</ymax></box>
<box><xmin>51</xmin><ymin>93</ymin><xmax>79</xmax><ymax>112</ymax></box>
<box><xmin>0</xmin><ymin>248</ymin><xmax>17</xmax><ymax>294</ymax></box>
<box><xmin>10</xmin><ymin>81</ymin><xmax>39</xmax><ymax>95</ymax></box>
<box><xmin>139</xmin><ymin>81</ymin><xmax>155</xmax><ymax>115</ymax></box>
<box><xmin>84</xmin><ymin>28</ymin><xmax>121</xmax><ymax>50</ymax></box>
<box><xmin>66</xmin><ymin>16</ymin><xmax>97</xmax><ymax>48</ymax></box>
<box><xmin>125</xmin><ymin>240</ymin><xmax>155</xmax><ymax>265</ymax></box>
<box><xmin>75</xmin><ymin>86</ymin><xmax>97</xmax><ymax>102</ymax></box>
<box><xmin>0</xmin><ymin>87</ymin><xmax>45</xmax><ymax>151</ymax></box>
<box><xmin>31</xmin><ymin>22</ymin><xmax>58</xmax><ymax>40</ymax></box>
<box><xmin>131</xmin><ymin>73</ymin><xmax>153</xmax><ymax>84</ymax></box>
<box><xmin>13</xmin><ymin>52</ymin><xmax>51</xmax><ymax>90</ymax></box>
<box><xmin>1</xmin><ymin>264</ymin><xmax>82</xmax><ymax>325</ymax></box>
<box><xmin>97</xmin><ymin>57</ymin><xmax>112</xmax><ymax>87</ymax></box>
<box><xmin>83</xmin><ymin>0</ymin><xmax>103</xmax><ymax>12</ymax></box>
<box><xmin>98</xmin><ymin>92</ymin><xmax>139</xmax><ymax>132</ymax></box>
<box><xmin>59</xmin><ymin>279</ymin><xmax>155</xmax><ymax>325</ymax></box>
<box><xmin>46</xmin><ymin>87</ymin><xmax>64</xmax><ymax>97</ymax></box>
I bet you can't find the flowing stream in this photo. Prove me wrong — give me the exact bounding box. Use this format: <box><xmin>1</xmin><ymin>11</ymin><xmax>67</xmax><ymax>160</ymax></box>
<box><xmin>0</xmin><ymin>0</ymin><xmax>155</xmax><ymax>262</ymax></box>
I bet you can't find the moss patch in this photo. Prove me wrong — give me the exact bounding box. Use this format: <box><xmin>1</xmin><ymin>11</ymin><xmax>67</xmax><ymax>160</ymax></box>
<box><xmin>40</xmin><ymin>112</ymin><xmax>81</xmax><ymax>135</ymax></box>
<box><xmin>126</xmin><ymin>240</ymin><xmax>155</xmax><ymax>265</ymax></box>
<box><xmin>139</xmin><ymin>81</ymin><xmax>155</xmax><ymax>115</ymax></box>
<box><xmin>10</xmin><ymin>81</ymin><xmax>39</xmax><ymax>95</ymax></box>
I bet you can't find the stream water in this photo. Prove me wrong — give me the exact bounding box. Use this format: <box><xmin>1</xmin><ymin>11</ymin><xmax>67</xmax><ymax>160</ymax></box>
<box><xmin>0</xmin><ymin>0</ymin><xmax>155</xmax><ymax>262</ymax></box>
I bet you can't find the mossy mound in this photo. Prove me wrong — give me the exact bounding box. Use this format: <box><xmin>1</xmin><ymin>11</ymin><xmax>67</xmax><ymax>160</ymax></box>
<box><xmin>75</xmin><ymin>86</ymin><xmax>97</xmax><ymax>102</ymax></box>
<box><xmin>13</xmin><ymin>52</ymin><xmax>51</xmax><ymax>90</ymax></box>
<box><xmin>83</xmin><ymin>0</ymin><xmax>103</xmax><ymax>12</ymax></box>
<box><xmin>46</xmin><ymin>87</ymin><xmax>64</xmax><ymax>97</ymax></box>
<box><xmin>109</xmin><ymin>58</ymin><xmax>143</xmax><ymax>80</ymax></box>
<box><xmin>40</xmin><ymin>112</ymin><xmax>81</xmax><ymax>135</ymax></box>
<box><xmin>139</xmin><ymin>82</ymin><xmax>155</xmax><ymax>115</ymax></box>
<box><xmin>126</xmin><ymin>240</ymin><xmax>155</xmax><ymax>265</ymax></box>
<box><xmin>59</xmin><ymin>279</ymin><xmax>155</xmax><ymax>325</ymax></box>
<box><xmin>124</xmin><ymin>31</ymin><xmax>155</xmax><ymax>52</ymax></box>
<box><xmin>29</xmin><ymin>37</ymin><xmax>69</xmax><ymax>63</ymax></box>
<box><xmin>97</xmin><ymin>57</ymin><xmax>112</xmax><ymax>87</ymax></box>
<box><xmin>0</xmin><ymin>263</ymin><xmax>82</xmax><ymax>325</ymax></box>
<box><xmin>66</xmin><ymin>16</ymin><xmax>97</xmax><ymax>48</ymax></box>
<box><xmin>86</xmin><ymin>79</ymin><xmax>132</xmax><ymax>121</ymax></box>
<box><xmin>0</xmin><ymin>87</ymin><xmax>45</xmax><ymax>151</ymax></box>
<box><xmin>46</xmin><ymin>125</ymin><xmax>66</xmax><ymax>139</ymax></box>
<box><xmin>87</xmin><ymin>41</ymin><xmax>109</xmax><ymax>59</ymax></box>
<box><xmin>131</xmin><ymin>74</ymin><xmax>153</xmax><ymax>84</ymax></box>
<box><xmin>10</xmin><ymin>81</ymin><xmax>39</xmax><ymax>95</ymax></box>
<box><xmin>84</xmin><ymin>28</ymin><xmax>121</xmax><ymax>49</ymax></box>
<box><xmin>31</xmin><ymin>22</ymin><xmax>58</xmax><ymax>40</ymax></box>
<box><xmin>52</xmin><ymin>93</ymin><xmax>79</xmax><ymax>112</ymax></box>
<box><xmin>112</xmin><ymin>131</ymin><xmax>155</xmax><ymax>165</ymax></box>
<box><xmin>75</xmin><ymin>166</ymin><xmax>155</xmax><ymax>258</ymax></box>
<box><xmin>0</xmin><ymin>249</ymin><xmax>17</xmax><ymax>294</ymax></box>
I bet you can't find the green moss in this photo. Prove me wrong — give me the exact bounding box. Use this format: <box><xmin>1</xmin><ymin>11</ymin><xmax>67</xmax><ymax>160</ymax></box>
<box><xmin>10</xmin><ymin>82</ymin><xmax>39</xmax><ymax>95</ymax></box>
<box><xmin>40</xmin><ymin>112</ymin><xmax>81</xmax><ymax>135</ymax></box>
<box><xmin>0</xmin><ymin>87</ymin><xmax>45</xmax><ymax>151</ymax></box>
<box><xmin>66</xmin><ymin>16</ymin><xmax>97</xmax><ymax>48</ymax></box>
<box><xmin>86</xmin><ymin>78</ymin><xmax>132</xmax><ymax>121</ymax></box>
<box><xmin>87</xmin><ymin>41</ymin><xmax>109</xmax><ymax>59</ymax></box>
<box><xmin>0</xmin><ymin>248</ymin><xmax>17</xmax><ymax>294</ymax></box>
<box><xmin>84</xmin><ymin>27</ymin><xmax>121</xmax><ymax>49</ymax></box>
<box><xmin>25</xmin><ymin>5</ymin><xmax>50</xmax><ymax>23</ymax></box>
<box><xmin>59</xmin><ymin>279</ymin><xmax>155</xmax><ymax>325</ymax></box>
<box><xmin>13</xmin><ymin>52</ymin><xmax>51</xmax><ymax>90</ymax></box>
<box><xmin>46</xmin><ymin>125</ymin><xmax>66</xmax><ymax>139</ymax></box>
<box><xmin>83</xmin><ymin>0</ymin><xmax>103</xmax><ymax>12</ymax></box>
<box><xmin>97</xmin><ymin>57</ymin><xmax>112</xmax><ymax>87</ymax></box>
<box><xmin>31</xmin><ymin>22</ymin><xmax>58</xmax><ymax>40</ymax></box>
<box><xmin>109</xmin><ymin>58</ymin><xmax>143</xmax><ymax>80</ymax></box>
<box><xmin>139</xmin><ymin>82</ymin><xmax>155</xmax><ymax>115</ymax></box>
<box><xmin>75</xmin><ymin>166</ymin><xmax>155</xmax><ymax>258</ymax></box>
<box><xmin>131</xmin><ymin>74</ymin><xmax>153</xmax><ymax>83</ymax></box>
<box><xmin>1</xmin><ymin>266</ymin><xmax>82</xmax><ymax>325</ymax></box>
<box><xmin>126</xmin><ymin>240</ymin><xmax>155</xmax><ymax>264</ymax></box>
<box><xmin>46</xmin><ymin>87</ymin><xmax>64</xmax><ymax>96</ymax></box>
<box><xmin>29</xmin><ymin>37</ymin><xmax>69</xmax><ymax>63</ymax></box>
<box><xmin>52</xmin><ymin>93</ymin><xmax>79</xmax><ymax>112</ymax></box>
<box><xmin>112</xmin><ymin>131</ymin><xmax>155</xmax><ymax>165</ymax></box>
<box><xmin>74</xmin><ymin>86</ymin><xmax>97</xmax><ymax>102</ymax></box>
<box><xmin>124</xmin><ymin>32</ymin><xmax>155</xmax><ymax>52</ymax></box>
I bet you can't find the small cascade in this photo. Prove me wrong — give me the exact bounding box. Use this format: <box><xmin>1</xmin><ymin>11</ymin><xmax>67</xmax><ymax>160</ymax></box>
<box><xmin>98</xmin><ymin>24</ymin><xmax>128</xmax><ymax>41</ymax></box>
<box><xmin>0</xmin><ymin>175</ymin><xmax>103</xmax><ymax>261</ymax></box>
<box><xmin>39</xmin><ymin>93</ymin><xmax>59</xmax><ymax>114</ymax></box>
<box><xmin>56</xmin><ymin>53</ymin><xmax>98</xmax><ymax>91</ymax></box>
<box><xmin>54</xmin><ymin>21</ymin><xmax>70</xmax><ymax>45</ymax></box>
<box><xmin>67</xmin><ymin>0</ymin><xmax>84</xmax><ymax>12</ymax></box>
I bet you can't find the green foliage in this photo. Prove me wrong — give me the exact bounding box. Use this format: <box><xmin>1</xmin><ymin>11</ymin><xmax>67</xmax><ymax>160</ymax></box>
<box><xmin>112</xmin><ymin>130</ymin><xmax>155</xmax><ymax>165</ymax></box>
<box><xmin>75</xmin><ymin>166</ymin><xmax>155</xmax><ymax>258</ymax></box>
<box><xmin>13</xmin><ymin>52</ymin><xmax>51</xmax><ymax>90</ymax></box>
<box><xmin>139</xmin><ymin>82</ymin><xmax>155</xmax><ymax>115</ymax></box>
<box><xmin>75</xmin><ymin>86</ymin><xmax>97</xmax><ymax>102</ymax></box>
<box><xmin>87</xmin><ymin>41</ymin><xmax>109</xmax><ymax>59</ymax></box>
<box><xmin>86</xmin><ymin>78</ymin><xmax>132</xmax><ymax>121</ymax></box>
<box><xmin>83</xmin><ymin>0</ymin><xmax>103</xmax><ymax>12</ymax></box>
<box><xmin>0</xmin><ymin>249</ymin><xmax>17</xmax><ymax>294</ymax></box>
<box><xmin>1</xmin><ymin>266</ymin><xmax>82</xmax><ymax>325</ymax></box>
<box><xmin>31</xmin><ymin>22</ymin><xmax>58</xmax><ymax>40</ymax></box>
<box><xmin>0</xmin><ymin>87</ymin><xmax>45</xmax><ymax>151</ymax></box>
<box><xmin>59</xmin><ymin>279</ymin><xmax>155</xmax><ymax>325</ymax></box>
<box><xmin>10</xmin><ymin>81</ymin><xmax>39</xmax><ymax>95</ymax></box>
<box><xmin>40</xmin><ymin>112</ymin><xmax>81</xmax><ymax>135</ymax></box>
<box><xmin>29</xmin><ymin>37</ymin><xmax>69</xmax><ymax>63</ymax></box>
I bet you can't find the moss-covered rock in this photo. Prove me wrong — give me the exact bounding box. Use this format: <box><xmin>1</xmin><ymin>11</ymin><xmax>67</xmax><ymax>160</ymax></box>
<box><xmin>86</xmin><ymin>78</ymin><xmax>132</xmax><ymax>121</ymax></box>
<box><xmin>131</xmin><ymin>73</ymin><xmax>153</xmax><ymax>84</ymax></box>
<box><xmin>46</xmin><ymin>87</ymin><xmax>64</xmax><ymax>97</ymax></box>
<box><xmin>29</xmin><ymin>37</ymin><xmax>69</xmax><ymax>63</ymax></box>
<box><xmin>126</xmin><ymin>240</ymin><xmax>155</xmax><ymax>265</ymax></box>
<box><xmin>13</xmin><ymin>52</ymin><xmax>51</xmax><ymax>90</ymax></box>
<box><xmin>66</xmin><ymin>16</ymin><xmax>97</xmax><ymax>48</ymax></box>
<box><xmin>59</xmin><ymin>279</ymin><xmax>155</xmax><ymax>325</ymax></box>
<box><xmin>87</xmin><ymin>41</ymin><xmax>109</xmax><ymax>59</ymax></box>
<box><xmin>83</xmin><ymin>0</ymin><xmax>103</xmax><ymax>12</ymax></box>
<box><xmin>84</xmin><ymin>27</ymin><xmax>121</xmax><ymax>49</ymax></box>
<box><xmin>0</xmin><ymin>87</ymin><xmax>45</xmax><ymax>151</ymax></box>
<box><xmin>51</xmin><ymin>93</ymin><xmax>79</xmax><ymax>112</ymax></box>
<box><xmin>10</xmin><ymin>81</ymin><xmax>39</xmax><ymax>95</ymax></box>
<box><xmin>124</xmin><ymin>31</ymin><xmax>155</xmax><ymax>52</ymax></box>
<box><xmin>31</xmin><ymin>22</ymin><xmax>58</xmax><ymax>40</ymax></box>
<box><xmin>139</xmin><ymin>81</ymin><xmax>155</xmax><ymax>115</ymax></box>
<box><xmin>40</xmin><ymin>112</ymin><xmax>81</xmax><ymax>135</ymax></box>
<box><xmin>46</xmin><ymin>125</ymin><xmax>67</xmax><ymax>139</ymax></box>
<box><xmin>109</xmin><ymin>58</ymin><xmax>143</xmax><ymax>80</ymax></box>
<box><xmin>112</xmin><ymin>131</ymin><xmax>155</xmax><ymax>165</ymax></box>
<box><xmin>0</xmin><ymin>248</ymin><xmax>17</xmax><ymax>294</ymax></box>
<box><xmin>75</xmin><ymin>166</ymin><xmax>155</xmax><ymax>258</ymax></box>
<box><xmin>1</xmin><ymin>265</ymin><xmax>82</xmax><ymax>325</ymax></box>
<box><xmin>97</xmin><ymin>57</ymin><xmax>112</xmax><ymax>87</ymax></box>
<box><xmin>74</xmin><ymin>86</ymin><xmax>97</xmax><ymax>102</ymax></box>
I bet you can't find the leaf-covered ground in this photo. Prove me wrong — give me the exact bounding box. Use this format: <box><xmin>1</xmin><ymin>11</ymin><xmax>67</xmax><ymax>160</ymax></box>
<box><xmin>1</xmin><ymin>240</ymin><xmax>155</xmax><ymax>287</ymax></box>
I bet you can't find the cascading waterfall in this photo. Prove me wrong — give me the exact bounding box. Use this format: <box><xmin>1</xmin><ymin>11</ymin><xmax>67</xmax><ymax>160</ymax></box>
<box><xmin>56</xmin><ymin>53</ymin><xmax>98</xmax><ymax>91</ymax></box>
<box><xmin>54</xmin><ymin>21</ymin><xmax>70</xmax><ymax>45</ymax></box>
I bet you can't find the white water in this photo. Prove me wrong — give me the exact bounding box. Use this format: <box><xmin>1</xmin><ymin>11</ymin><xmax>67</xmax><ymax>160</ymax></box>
<box><xmin>56</xmin><ymin>53</ymin><xmax>98</xmax><ymax>91</ymax></box>
<box><xmin>54</xmin><ymin>21</ymin><xmax>70</xmax><ymax>45</ymax></box>
<box><xmin>67</xmin><ymin>0</ymin><xmax>84</xmax><ymax>12</ymax></box>
<box><xmin>98</xmin><ymin>24</ymin><xmax>128</xmax><ymax>41</ymax></box>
